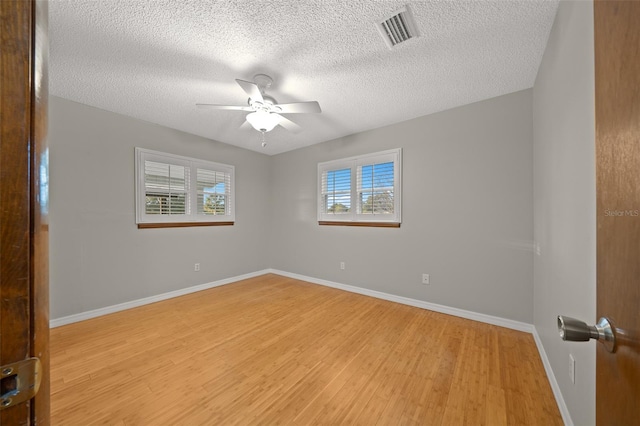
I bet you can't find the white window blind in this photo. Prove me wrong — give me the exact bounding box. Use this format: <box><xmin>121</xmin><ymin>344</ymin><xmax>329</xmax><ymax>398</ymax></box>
<box><xmin>196</xmin><ymin>168</ymin><xmax>230</xmax><ymax>216</ymax></box>
<box><xmin>144</xmin><ymin>161</ymin><xmax>189</xmax><ymax>215</ymax></box>
<box><xmin>357</xmin><ymin>161</ymin><xmax>395</xmax><ymax>215</ymax></box>
<box><xmin>321</xmin><ymin>168</ymin><xmax>351</xmax><ymax>215</ymax></box>
<box><xmin>135</xmin><ymin>148</ymin><xmax>235</xmax><ymax>224</ymax></box>
<box><xmin>318</xmin><ymin>149</ymin><xmax>401</xmax><ymax>224</ymax></box>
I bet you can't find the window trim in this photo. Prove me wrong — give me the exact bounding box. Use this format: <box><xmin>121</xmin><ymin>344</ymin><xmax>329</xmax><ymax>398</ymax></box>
<box><xmin>135</xmin><ymin>148</ymin><xmax>235</xmax><ymax>227</ymax></box>
<box><xmin>317</xmin><ymin>148</ymin><xmax>402</xmax><ymax>226</ymax></box>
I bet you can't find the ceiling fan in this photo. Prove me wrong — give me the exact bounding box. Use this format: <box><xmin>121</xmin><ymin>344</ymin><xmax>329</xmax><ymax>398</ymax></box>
<box><xmin>197</xmin><ymin>74</ymin><xmax>321</xmax><ymax>137</ymax></box>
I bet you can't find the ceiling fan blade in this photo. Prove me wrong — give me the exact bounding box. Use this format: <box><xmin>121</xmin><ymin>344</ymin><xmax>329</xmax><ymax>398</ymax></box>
<box><xmin>235</xmin><ymin>79</ymin><xmax>264</xmax><ymax>103</ymax></box>
<box><xmin>275</xmin><ymin>114</ymin><xmax>302</xmax><ymax>133</ymax></box>
<box><xmin>196</xmin><ymin>104</ymin><xmax>252</xmax><ymax>111</ymax></box>
<box><xmin>275</xmin><ymin>101</ymin><xmax>322</xmax><ymax>114</ymax></box>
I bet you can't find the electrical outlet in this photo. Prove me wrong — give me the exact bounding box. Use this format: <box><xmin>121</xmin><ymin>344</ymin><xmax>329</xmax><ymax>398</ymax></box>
<box><xmin>422</xmin><ymin>273</ymin><xmax>430</xmax><ymax>285</ymax></box>
<box><xmin>194</xmin><ymin>263</ymin><xmax>200</xmax><ymax>272</ymax></box>
<box><xmin>569</xmin><ymin>353</ymin><xmax>575</xmax><ymax>384</ymax></box>
<box><xmin>340</xmin><ymin>262</ymin><xmax>345</xmax><ymax>270</ymax></box>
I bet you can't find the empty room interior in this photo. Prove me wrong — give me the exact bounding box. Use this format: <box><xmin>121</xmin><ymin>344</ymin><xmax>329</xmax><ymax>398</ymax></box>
<box><xmin>46</xmin><ymin>1</ymin><xmax>602</xmax><ymax>424</ymax></box>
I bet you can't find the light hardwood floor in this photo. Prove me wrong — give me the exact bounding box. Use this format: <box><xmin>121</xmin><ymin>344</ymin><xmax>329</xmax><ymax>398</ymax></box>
<box><xmin>51</xmin><ymin>274</ymin><xmax>562</xmax><ymax>425</ymax></box>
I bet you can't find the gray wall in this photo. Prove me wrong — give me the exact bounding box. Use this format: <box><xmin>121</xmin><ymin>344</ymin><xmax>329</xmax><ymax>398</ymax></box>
<box><xmin>269</xmin><ymin>90</ymin><xmax>534</xmax><ymax>323</ymax></box>
<box><xmin>51</xmin><ymin>91</ymin><xmax>534</xmax><ymax>326</ymax></box>
<box><xmin>533</xmin><ymin>1</ymin><xmax>596</xmax><ymax>425</ymax></box>
<box><xmin>49</xmin><ymin>96</ymin><xmax>271</xmax><ymax>319</ymax></box>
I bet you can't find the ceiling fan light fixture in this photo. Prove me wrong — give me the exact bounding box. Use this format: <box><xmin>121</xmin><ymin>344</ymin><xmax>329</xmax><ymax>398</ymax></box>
<box><xmin>246</xmin><ymin>111</ymin><xmax>279</xmax><ymax>132</ymax></box>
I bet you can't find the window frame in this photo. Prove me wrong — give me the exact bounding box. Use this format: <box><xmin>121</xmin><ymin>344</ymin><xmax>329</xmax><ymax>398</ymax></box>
<box><xmin>317</xmin><ymin>148</ymin><xmax>402</xmax><ymax>226</ymax></box>
<box><xmin>135</xmin><ymin>148</ymin><xmax>235</xmax><ymax>227</ymax></box>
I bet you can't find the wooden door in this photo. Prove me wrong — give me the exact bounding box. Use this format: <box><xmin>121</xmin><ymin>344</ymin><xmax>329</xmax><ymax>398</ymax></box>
<box><xmin>595</xmin><ymin>0</ymin><xmax>640</xmax><ymax>424</ymax></box>
<box><xmin>0</xmin><ymin>0</ymin><xmax>49</xmax><ymax>424</ymax></box>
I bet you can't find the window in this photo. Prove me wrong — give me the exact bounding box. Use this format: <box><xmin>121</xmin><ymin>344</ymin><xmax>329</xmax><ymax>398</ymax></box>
<box><xmin>318</xmin><ymin>148</ymin><xmax>401</xmax><ymax>226</ymax></box>
<box><xmin>135</xmin><ymin>148</ymin><xmax>234</xmax><ymax>227</ymax></box>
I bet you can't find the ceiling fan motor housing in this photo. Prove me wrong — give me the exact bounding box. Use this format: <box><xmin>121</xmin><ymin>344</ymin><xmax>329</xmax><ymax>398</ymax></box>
<box><xmin>249</xmin><ymin>95</ymin><xmax>281</xmax><ymax>114</ymax></box>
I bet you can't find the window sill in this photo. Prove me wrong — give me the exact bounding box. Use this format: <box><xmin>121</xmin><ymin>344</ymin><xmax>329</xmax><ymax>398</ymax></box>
<box><xmin>138</xmin><ymin>221</ymin><xmax>234</xmax><ymax>229</ymax></box>
<box><xmin>318</xmin><ymin>221</ymin><xmax>400</xmax><ymax>228</ymax></box>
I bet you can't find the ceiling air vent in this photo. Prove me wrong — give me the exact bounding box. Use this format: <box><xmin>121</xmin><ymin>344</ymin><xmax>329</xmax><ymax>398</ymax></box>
<box><xmin>377</xmin><ymin>6</ymin><xmax>419</xmax><ymax>49</ymax></box>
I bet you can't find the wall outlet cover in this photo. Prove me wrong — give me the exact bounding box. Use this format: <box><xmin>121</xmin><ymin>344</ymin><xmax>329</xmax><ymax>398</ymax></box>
<box><xmin>569</xmin><ymin>353</ymin><xmax>575</xmax><ymax>384</ymax></box>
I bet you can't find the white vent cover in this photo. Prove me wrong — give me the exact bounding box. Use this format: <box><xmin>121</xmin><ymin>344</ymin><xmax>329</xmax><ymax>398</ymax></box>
<box><xmin>377</xmin><ymin>6</ymin><xmax>419</xmax><ymax>49</ymax></box>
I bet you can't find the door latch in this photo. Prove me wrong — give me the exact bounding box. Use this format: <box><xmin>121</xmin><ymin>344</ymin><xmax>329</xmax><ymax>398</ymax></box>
<box><xmin>557</xmin><ymin>315</ymin><xmax>616</xmax><ymax>353</ymax></box>
<box><xmin>0</xmin><ymin>358</ymin><xmax>42</xmax><ymax>410</ymax></box>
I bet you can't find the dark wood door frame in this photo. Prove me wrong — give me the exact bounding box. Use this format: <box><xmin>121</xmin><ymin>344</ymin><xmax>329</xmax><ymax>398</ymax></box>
<box><xmin>595</xmin><ymin>0</ymin><xmax>640</xmax><ymax>424</ymax></box>
<box><xmin>0</xmin><ymin>0</ymin><xmax>49</xmax><ymax>424</ymax></box>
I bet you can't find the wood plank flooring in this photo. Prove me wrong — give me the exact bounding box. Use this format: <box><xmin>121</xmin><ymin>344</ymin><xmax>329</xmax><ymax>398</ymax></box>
<box><xmin>50</xmin><ymin>274</ymin><xmax>562</xmax><ymax>425</ymax></box>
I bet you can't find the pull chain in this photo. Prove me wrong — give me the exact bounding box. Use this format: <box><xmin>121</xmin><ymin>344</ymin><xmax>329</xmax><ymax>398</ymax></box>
<box><xmin>261</xmin><ymin>130</ymin><xmax>267</xmax><ymax>148</ymax></box>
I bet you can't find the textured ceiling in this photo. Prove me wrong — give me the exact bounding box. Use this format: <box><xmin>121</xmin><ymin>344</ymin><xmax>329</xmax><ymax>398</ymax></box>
<box><xmin>49</xmin><ymin>0</ymin><xmax>559</xmax><ymax>155</ymax></box>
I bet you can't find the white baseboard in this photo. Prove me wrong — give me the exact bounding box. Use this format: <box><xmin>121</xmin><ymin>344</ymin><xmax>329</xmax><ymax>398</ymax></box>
<box><xmin>532</xmin><ymin>327</ymin><xmax>573</xmax><ymax>426</ymax></box>
<box><xmin>49</xmin><ymin>269</ymin><xmax>271</xmax><ymax>328</ymax></box>
<box><xmin>50</xmin><ymin>269</ymin><xmax>533</xmax><ymax>333</ymax></box>
<box><xmin>267</xmin><ymin>269</ymin><xmax>533</xmax><ymax>333</ymax></box>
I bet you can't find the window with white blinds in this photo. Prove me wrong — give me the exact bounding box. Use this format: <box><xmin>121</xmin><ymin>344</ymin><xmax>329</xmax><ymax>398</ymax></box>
<box><xmin>144</xmin><ymin>161</ymin><xmax>189</xmax><ymax>215</ymax></box>
<box><xmin>318</xmin><ymin>149</ymin><xmax>401</xmax><ymax>224</ymax></box>
<box><xmin>196</xmin><ymin>168</ymin><xmax>230</xmax><ymax>216</ymax></box>
<box><xmin>135</xmin><ymin>148</ymin><xmax>235</xmax><ymax>225</ymax></box>
<box><xmin>321</xmin><ymin>168</ymin><xmax>351</xmax><ymax>215</ymax></box>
